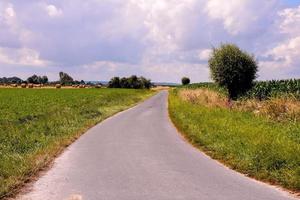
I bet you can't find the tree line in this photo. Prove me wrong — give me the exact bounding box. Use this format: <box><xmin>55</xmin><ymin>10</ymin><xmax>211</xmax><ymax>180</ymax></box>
<box><xmin>0</xmin><ymin>72</ymin><xmax>84</xmax><ymax>85</ymax></box>
<box><xmin>1</xmin><ymin>72</ymin><xmax>152</xmax><ymax>89</ymax></box>
<box><xmin>108</xmin><ymin>75</ymin><xmax>152</xmax><ymax>89</ymax></box>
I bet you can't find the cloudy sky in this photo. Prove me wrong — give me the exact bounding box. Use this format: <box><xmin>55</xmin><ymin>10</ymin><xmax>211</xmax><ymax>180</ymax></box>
<box><xmin>0</xmin><ymin>0</ymin><xmax>299</xmax><ymax>82</ymax></box>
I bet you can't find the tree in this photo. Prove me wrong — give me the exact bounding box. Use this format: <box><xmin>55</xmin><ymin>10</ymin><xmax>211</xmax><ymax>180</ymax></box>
<box><xmin>59</xmin><ymin>72</ymin><xmax>73</xmax><ymax>85</ymax></box>
<box><xmin>140</xmin><ymin>77</ymin><xmax>152</xmax><ymax>89</ymax></box>
<box><xmin>0</xmin><ymin>77</ymin><xmax>23</xmax><ymax>84</ymax></box>
<box><xmin>108</xmin><ymin>77</ymin><xmax>121</xmax><ymax>88</ymax></box>
<box><xmin>41</xmin><ymin>76</ymin><xmax>48</xmax><ymax>84</ymax></box>
<box><xmin>181</xmin><ymin>77</ymin><xmax>190</xmax><ymax>85</ymax></box>
<box><xmin>120</xmin><ymin>77</ymin><xmax>130</xmax><ymax>88</ymax></box>
<box><xmin>27</xmin><ymin>75</ymin><xmax>48</xmax><ymax>84</ymax></box>
<box><xmin>27</xmin><ymin>75</ymin><xmax>39</xmax><ymax>84</ymax></box>
<box><xmin>209</xmin><ymin>44</ymin><xmax>258</xmax><ymax>100</ymax></box>
<box><xmin>108</xmin><ymin>75</ymin><xmax>151</xmax><ymax>89</ymax></box>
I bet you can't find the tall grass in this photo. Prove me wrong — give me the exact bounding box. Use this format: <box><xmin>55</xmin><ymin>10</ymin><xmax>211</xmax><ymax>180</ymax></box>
<box><xmin>169</xmin><ymin>89</ymin><xmax>300</xmax><ymax>191</ymax></box>
<box><xmin>178</xmin><ymin>88</ymin><xmax>300</xmax><ymax>122</ymax></box>
<box><xmin>0</xmin><ymin>88</ymin><xmax>154</xmax><ymax>198</ymax></box>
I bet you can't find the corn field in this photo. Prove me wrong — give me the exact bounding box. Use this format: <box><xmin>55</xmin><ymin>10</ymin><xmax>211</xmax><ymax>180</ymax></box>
<box><xmin>247</xmin><ymin>79</ymin><xmax>300</xmax><ymax>100</ymax></box>
<box><xmin>183</xmin><ymin>79</ymin><xmax>300</xmax><ymax>100</ymax></box>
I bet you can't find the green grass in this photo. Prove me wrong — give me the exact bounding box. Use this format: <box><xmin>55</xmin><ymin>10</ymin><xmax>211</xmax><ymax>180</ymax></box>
<box><xmin>169</xmin><ymin>89</ymin><xmax>300</xmax><ymax>191</ymax></box>
<box><xmin>0</xmin><ymin>88</ymin><xmax>154</xmax><ymax>198</ymax></box>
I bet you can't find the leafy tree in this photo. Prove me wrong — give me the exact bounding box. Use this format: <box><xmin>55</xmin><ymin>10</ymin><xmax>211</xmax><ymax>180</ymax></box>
<box><xmin>59</xmin><ymin>72</ymin><xmax>74</xmax><ymax>85</ymax></box>
<box><xmin>181</xmin><ymin>77</ymin><xmax>190</xmax><ymax>85</ymax></box>
<box><xmin>27</xmin><ymin>75</ymin><xmax>48</xmax><ymax>84</ymax></box>
<box><xmin>209</xmin><ymin>44</ymin><xmax>258</xmax><ymax>100</ymax></box>
<box><xmin>108</xmin><ymin>77</ymin><xmax>121</xmax><ymax>88</ymax></box>
<box><xmin>140</xmin><ymin>76</ymin><xmax>152</xmax><ymax>89</ymax></box>
<box><xmin>27</xmin><ymin>75</ymin><xmax>39</xmax><ymax>84</ymax></box>
<box><xmin>41</xmin><ymin>76</ymin><xmax>48</xmax><ymax>84</ymax></box>
<box><xmin>120</xmin><ymin>77</ymin><xmax>130</xmax><ymax>88</ymax></box>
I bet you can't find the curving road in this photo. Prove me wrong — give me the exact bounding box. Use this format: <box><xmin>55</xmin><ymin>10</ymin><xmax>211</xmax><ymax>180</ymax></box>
<box><xmin>18</xmin><ymin>91</ymin><xmax>296</xmax><ymax>200</ymax></box>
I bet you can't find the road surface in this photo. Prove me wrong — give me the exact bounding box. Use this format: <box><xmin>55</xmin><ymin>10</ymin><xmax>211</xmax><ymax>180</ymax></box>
<box><xmin>17</xmin><ymin>91</ymin><xmax>296</xmax><ymax>200</ymax></box>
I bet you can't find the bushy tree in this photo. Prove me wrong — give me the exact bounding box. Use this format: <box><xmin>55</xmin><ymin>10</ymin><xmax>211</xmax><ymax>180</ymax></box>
<box><xmin>140</xmin><ymin>76</ymin><xmax>152</xmax><ymax>89</ymax></box>
<box><xmin>108</xmin><ymin>77</ymin><xmax>121</xmax><ymax>88</ymax></box>
<box><xmin>209</xmin><ymin>44</ymin><xmax>258</xmax><ymax>100</ymax></box>
<box><xmin>41</xmin><ymin>76</ymin><xmax>48</xmax><ymax>84</ymax></box>
<box><xmin>27</xmin><ymin>75</ymin><xmax>39</xmax><ymax>84</ymax></box>
<box><xmin>59</xmin><ymin>72</ymin><xmax>73</xmax><ymax>85</ymax></box>
<box><xmin>120</xmin><ymin>77</ymin><xmax>130</xmax><ymax>88</ymax></box>
<box><xmin>181</xmin><ymin>77</ymin><xmax>190</xmax><ymax>85</ymax></box>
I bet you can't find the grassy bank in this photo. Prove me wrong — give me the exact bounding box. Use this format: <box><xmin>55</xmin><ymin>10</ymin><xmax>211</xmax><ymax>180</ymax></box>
<box><xmin>0</xmin><ymin>88</ymin><xmax>154</xmax><ymax>198</ymax></box>
<box><xmin>169</xmin><ymin>89</ymin><xmax>300</xmax><ymax>191</ymax></box>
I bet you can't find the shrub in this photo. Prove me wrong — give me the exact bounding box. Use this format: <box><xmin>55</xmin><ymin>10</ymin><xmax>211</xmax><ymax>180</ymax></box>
<box><xmin>181</xmin><ymin>77</ymin><xmax>190</xmax><ymax>85</ymax></box>
<box><xmin>209</xmin><ymin>44</ymin><xmax>258</xmax><ymax>100</ymax></box>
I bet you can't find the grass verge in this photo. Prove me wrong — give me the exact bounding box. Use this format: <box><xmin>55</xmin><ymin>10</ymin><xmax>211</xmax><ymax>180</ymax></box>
<box><xmin>0</xmin><ymin>88</ymin><xmax>154</xmax><ymax>198</ymax></box>
<box><xmin>168</xmin><ymin>89</ymin><xmax>300</xmax><ymax>192</ymax></box>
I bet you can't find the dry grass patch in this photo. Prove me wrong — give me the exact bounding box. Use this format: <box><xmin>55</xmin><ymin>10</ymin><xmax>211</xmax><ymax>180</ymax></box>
<box><xmin>179</xmin><ymin>89</ymin><xmax>227</xmax><ymax>108</ymax></box>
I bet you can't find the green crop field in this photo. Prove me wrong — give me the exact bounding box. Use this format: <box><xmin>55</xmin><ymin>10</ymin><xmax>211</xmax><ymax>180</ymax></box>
<box><xmin>169</xmin><ymin>88</ymin><xmax>300</xmax><ymax>191</ymax></box>
<box><xmin>183</xmin><ymin>79</ymin><xmax>300</xmax><ymax>100</ymax></box>
<box><xmin>0</xmin><ymin>88</ymin><xmax>154</xmax><ymax>198</ymax></box>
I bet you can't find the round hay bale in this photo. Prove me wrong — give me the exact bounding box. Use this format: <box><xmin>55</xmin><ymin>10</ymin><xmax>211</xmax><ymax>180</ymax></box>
<box><xmin>21</xmin><ymin>83</ymin><xmax>26</xmax><ymax>88</ymax></box>
<box><xmin>11</xmin><ymin>84</ymin><xmax>18</xmax><ymax>88</ymax></box>
<box><xmin>95</xmin><ymin>85</ymin><xmax>101</xmax><ymax>88</ymax></box>
<box><xmin>56</xmin><ymin>84</ymin><xmax>62</xmax><ymax>89</ymax></box>
<box><xmin>34</xmin><ymin>84</ymin><xmax>41</xmax><ymax>88</ymax></box>
<box><xmin>28</xmin><ymin>83</ymin><xmax>34</xmax><ymax>88</ymax></box>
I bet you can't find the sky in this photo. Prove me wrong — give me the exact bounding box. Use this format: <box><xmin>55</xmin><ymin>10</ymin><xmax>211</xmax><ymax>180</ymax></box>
<box><xmin>0</xmin><ymin>0</ymin><xmax>300</xmax><ymax>83</ymax></box>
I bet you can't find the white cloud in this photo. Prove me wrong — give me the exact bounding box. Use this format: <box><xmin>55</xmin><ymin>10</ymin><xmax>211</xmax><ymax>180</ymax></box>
<box><xmin>279</xmin><ymin>5</ymin><xmax>300</xmax><ymax>34</ymax></box>
<box><xmin>0</xmin><ymin>47</ymin><xmax>51</xmax><ymax>67</ymax></box>
<box><xmin>4</xmin><ymin>4</ymin><xmax>15</xmax><ymax>18</ymax></box>
<box><xmin>199</xmin><ymin>49</ymin><xmax>212</xmax><ymax>61</ymax></box>
<box><xmin>1</xmin><ymin>3</ymin><xmax>16</xmax><ymax>26</ymax></box>
<box><xmin>46</xmin><ymin>5</ymin><xmax>62</xmax><ymax>17</ymax></box>
<box><xmin>259</xmin><ymin>5</ymin><xmax>300</xmax><ymax>78</ymax></box>
<box><xmin>205</xmin><ymin>0</ymin><xmax>278</xmax><ymax>35</ymax></box>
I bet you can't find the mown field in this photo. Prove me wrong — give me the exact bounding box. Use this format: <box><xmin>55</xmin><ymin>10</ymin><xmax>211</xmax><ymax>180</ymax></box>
<box><xmin>169</xmin><ymin>88</ymin><xmax>300</xmax><ymax>191</ymax></box>
<box><xmin>0</xmin><ymin>88</ymin><xmax>154</xmax><ymax>198</ymax></box>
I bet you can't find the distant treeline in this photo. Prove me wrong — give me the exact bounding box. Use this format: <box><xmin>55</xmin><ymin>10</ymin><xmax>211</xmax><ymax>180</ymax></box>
<box><xmin>108</xmin><ymin>75</ymin><xmax>152</xmax><ymax>89</ymax></box>
<box><xmin>1</xmin><ymin>73</ymin><xmax>152</xmax><ymax>89</ymax></box>
<box><xmin>0</xmin><ymin>72</ymin><xmax>85</xmax><ymax>85</ymax></box>
<box><xmin>0</xmin><ymin>77</ymin><xmax>23</xmax><ymax>84</ymax></box>
<box><xmin>183</xmin><ymin>79</ymin><xmax>300</xmax><ymax>100</ymax></box>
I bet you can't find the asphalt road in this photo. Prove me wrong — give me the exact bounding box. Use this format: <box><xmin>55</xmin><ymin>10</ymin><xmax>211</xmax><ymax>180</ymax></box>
<box><xmin>17</xmin><ymin>91</ymin><xmax>296</xmax><ymax>200</ymax></box>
